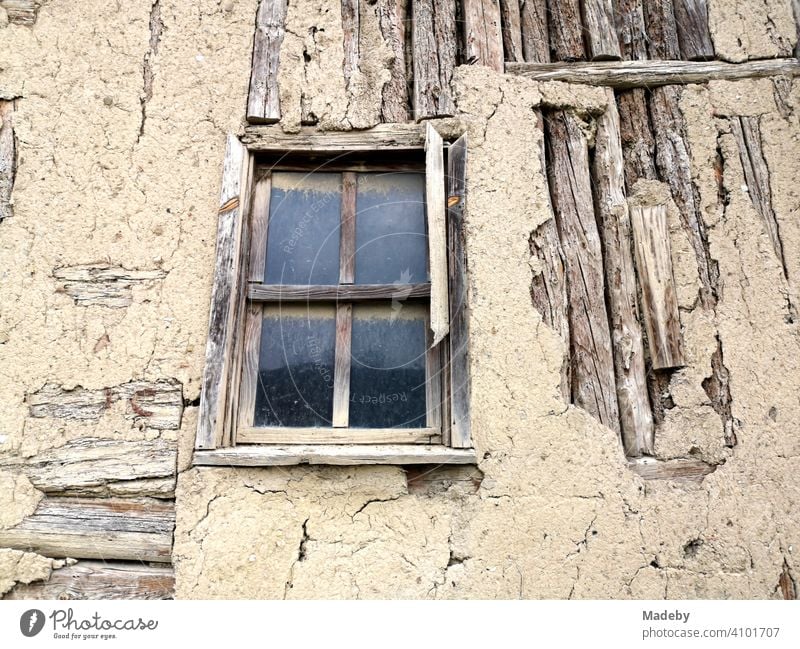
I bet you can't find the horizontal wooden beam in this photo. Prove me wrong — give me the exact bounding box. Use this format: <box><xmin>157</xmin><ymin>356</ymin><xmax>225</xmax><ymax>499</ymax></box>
<box><xmin>249</xmin><ymin>283</ymin><xmax>431</xmax><ymax>302</ymax></box>
<box><xmin>242</xmin><ymin>124</ymin><xmax>426</xmax><ymax>152</ymax></box>
<box><xmin>194</xmin><ymin>444</ymin><xmax>476</xmax><ymax>466</ymax></box>
<box><xmin>628</xmin><ymin>457</ymin><xmax>717</xmax><ymax>481</ymax></box>
<box><xmin>238</xmin><ymin>427</ymin><xmax>441</xmax><ymax>445</ymax></box>
<box><xmin>505</xmin><ymin>58</ymin><xmax>800</xmax><ymax>88</ymax></box>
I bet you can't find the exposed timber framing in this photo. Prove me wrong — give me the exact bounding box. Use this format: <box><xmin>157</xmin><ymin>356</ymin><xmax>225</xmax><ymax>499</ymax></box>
<box><xmin>672</xmin><ymin>0</ymin><xmax>714</xmax><ymax>61</ymax></box>
<box><xmin>462</xmin><ymin>0</ymin><xmax>504</xmax><ymax>71</ymax></box>
<box><xmin>246</xmin><ymin>0</ymin><xmax>287</xmax><ymax>123</ymax></box>
<box><xmin>412</xmin><ymin>0</ymin><xmax>457</xmax><ymax>119</ymax></box>
<box><xmin>582</xmin><ymin>0</ymin><xmax>622</xmax><ymax>60</ymax></box>
<box><xmin>546</xmin><ymin>0</ymin><xmax>584</xmax><ymax>61</ymax></box>
<box><xmin>628</xmin><ymin>457</ymin><xmax>717</xmax><ymax>481</ymax></box>
<box><xmin>242</xmin><ymin>124</ymin><xmax>425</xmax><ymax>152</ymax></box>
<box><xmin>377</xmin><ymin>0</ymin><xmax>410</xmax><ymax>121</ymax></box>
<box><xmin>520</xmin><ymin>0</ymin><xmax>549</xmax><ymax>63</ymax></box>
<box><xmin>0</xmin><ymin>99</ymin><xmax>15</xmax><ymax>222</ymax></box>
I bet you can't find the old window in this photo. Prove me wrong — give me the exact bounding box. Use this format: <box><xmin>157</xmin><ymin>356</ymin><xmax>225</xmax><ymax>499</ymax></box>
<box><xmin>193</xmin><ymin>124</ymin><xmax>473</xmax><ymax>466</ymax></box>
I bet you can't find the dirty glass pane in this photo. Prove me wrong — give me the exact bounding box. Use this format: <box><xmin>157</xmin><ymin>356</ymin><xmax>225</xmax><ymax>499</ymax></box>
<box><xmin>349</xmin><ymin>303</ymin><xmax>427</xmax><ymax>428</ymax></box>
<box><xmin>355</xmin><ymin>172</ymin><xmax>428</xmax><ymax>285</ymax></box>
<box><xmin>264</xmin><ymin>172</ymin><xmax>341</xmax><ymax>285</ymax></box>
<box><xmin>254</xmin><ymin>305</ymin><xmax>336</xmax><ymax>427</ymax></box>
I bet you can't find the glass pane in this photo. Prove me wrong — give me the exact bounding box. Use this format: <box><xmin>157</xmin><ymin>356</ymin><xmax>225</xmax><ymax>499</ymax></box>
<box><xmin>254</xmin><ymin>305</ymin><xmax>336</xmax><ymax>427</ymax></box>
<box><xmin>264</xmin><ymin>172</ymin><xmax>341</xmax><ymax>285</ymax></box>
<box><xmin>349</xmin><ymin>303</ymin><xmax>427</xmax><ymax>428</ymax></box>
<box><xmin>355</xmin><ymin>172</ymin><xmax>428</xmax><ymax>285</ymax></box>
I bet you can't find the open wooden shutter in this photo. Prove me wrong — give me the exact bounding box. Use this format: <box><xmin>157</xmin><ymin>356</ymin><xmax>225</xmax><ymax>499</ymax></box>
<box><xmin>426</xmin><ymin>122</ymin><xmax>449</xmax><ymax>346</ymax></box>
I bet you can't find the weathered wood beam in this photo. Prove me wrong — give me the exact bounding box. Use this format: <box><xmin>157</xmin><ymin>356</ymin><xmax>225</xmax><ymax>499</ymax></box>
<box><xmin>499</xmin><ymin>0</ymin><xmax>523</xmax><ymax>62</ymax></box>
<box><xmin>643</xmin><ymin>0</ymin><xmax>681</xmax><ymax>60</ymax></box>
<box><xmin>426</xmin><ymin>123</ymin><xmax>449</xmax><ymax>344</ymax></box>
<box><xmin>238</xmin><ymin>427</ymin><xmax>440</xmax><ymax>444</ymax></box>
<box><xmin>0</xmin><ymin>99</ymin><xmax>15</xmax><ymax>222</ymax></box>
<box><xmin>616</xmin><ymin>0</ymin><xmax>648</xmax><ymax>61</ymax></box>
<box><xmin>544</xmin><ymin>111</ymin><xmax>620</xmax><ymax>434</ymax></box>
<box><xmin>581</xmin><ymin>0</ymin><xmax>621</xmax><ymax>60</ymax></box>
<box><xmin>1</xmin><ymin>0</ymin><xmax>39</xmax><ymax>25</ymax></box>
<box><xmin>0</xmin><ymin>498</ymin><xmax>175</xmax><ymax>563</ymax></box>
<box><xmin>630</xmin><ymin>204</ymin><xmax>685</xmax><ymax>370</ymax></box>
<box><xmin>242</xmin><ymin>124</ymin><xmax>425</xmax><ymax>151</ymax></box>
<box><xmin>628</xmin><ymin>457</ymin><xmax>716</xmax><ymax>481</ymax></box>
<box><xmin>673</xmin><ymin>0</ymin><xmax>714</xmax><ymax>61</ymax></box>
<box><xmin>519</xmin><ymin>0</ymin><xmax>549</xmax><ymax>63</ymax></box>
<box><xmin>591</xmin><ymin>92</ymin><xmax>654</xmax><ymax>456</ymax></box>
<box><xmin>377</xmin><ymin>0</ymin><xmax>409</xmax><ymax>121</ymax></box>
<box><xmin>545</xmin><ymin>0</ymin><xmax>584</xmax><ymax>61</ymax></box>
<box><xmin>462</xmin><ymin>0</ymin><xmax>504</xmax><ymax>71</ymax></box>
<box><xmin>0</xmin><ymin>438</ymin><xmax>177</xmax><ymax>498</ymax></box>
<box><xmin>412</xmin><ymin>0</ymin><xmax>457</xmax><ymax>119</ymax></box>
<box><xmin>505</xmin><ymin>59</ymin><xmax>800</xmax><ymax>87</ymax></box>
<box><xmin>342</xmin><ymin>0</ymin><xmax>360</xmax><ymax>95</ymax></box>
<box><xmin>53</xmin><ymin>265</ymin><xmax>167</xmax><ymax>308</ymax></box>
<box><xmin>615</xmin><ymin>88</ymin><xmax>657</xmax><ymax>190</ymax></box>
<box><xmin>248</xmin><ymin>282</ymin><xmax>431</xmax><ymax>301</ymax></box>
<box><xmin>246</xmin><ymin>0</ymin><xmax>287</xmax><ymax>123</ymax></box>
<box><xmin>3</xmin><ymin>561</ymin><xmax>175</xmax><ymax>600</ymax></box>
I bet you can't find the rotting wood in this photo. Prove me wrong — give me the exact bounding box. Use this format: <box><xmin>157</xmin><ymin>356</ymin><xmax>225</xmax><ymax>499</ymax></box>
<box><xmin>519</xmin><ymin>0</ymin><xmax>549</xmax><ymax>62</ymax></box>
<box><xmin>249</xmin><ymin>282</ymin><xmax>431</xmax><ymax>301</ymax></box>
<box><xmin>630</xmin><ymin>204</ymin><xmax>685</xmax><ymax>370</ymax></box>
<box><xmin>247</xmin><ymin>0</ymin><xmax>288</xmax><ymax>123</ymax></box>
<box><xmin>672</xmin><ymin>0</ymin><xmax>714</xmax><ymax>61</ymax></box>
<box><xmin>412</xmin><ymin>0</ymin><xmax>457</xmax><ymax>119</ymax></box>
<box><xmin>643</xmin><ymin>0</ymin><xmax>681</xmax><ymax>60</ymax></box>
<box><xmin>447</xmin><ymin>134</ymin><xmax>472</xmax><ymax>449</ymax></box>
<box><xmin>628</xmin><ymin>457</ymin><xmax>716</xmax><ymax>481</ymax></box>
<box><xmin>0</xmin><ymin>498</ymin><xmax>175</xmax><ymax>563</ymax></box>
<box><xmin>499</xmin><ymin>0</ymin><xmax>523</xmax><ymax>62</ymax></box>
<box><xmin>0</xmin><ymin>438</ymin><xmax>177</xmax><ymax>499</ymax></box>
<box><xmin>0</xmin><ymin>99</ymin><xmax>15</xmax><ymax>221</ymax></box>
<box><xmin>196</xmin><ymin>134</ymin><xmax>246</xmax><ymax>450</ymax></box>
<box><xmin>616</xmin><ymin>0</ymin><xmax>648</xmax><ymax>61</ymax></box>
<box><xmin>426</xmin><ymin>123</ymin><xmax>449</xmax><ymax>345</ymax></box>
<box><xmin>238</xmin><ymin>427</ymin><xmax>440</xmax><ymax>444</ymax></box>
<box><xmin>730</xmin><ymin>116</ymin><xmax>787</xmax><ymax>280</ymax></box>
<box><xmin>545</xmin><ymin>0</ymin><xmax>584</xmax><ymax>61</ymax></box>
<box><xmin>27</xmin><ymin>380</ymin><xmax>183</xmax><ymax>430</ymax></box>
<box><xmin>52</xmin><ymin>265</ymin><xmax>167</xmax><ymax>308</ymax></box>
<box><xmin>3</xmin><ymin>561</ymin><xmax>175</xmax><ymax>600</ymax></box>
<box><xmin>582</xmin><ymin>0</ymin><xmax>621</xmax><ymax>60</ymax></box>
<box><xmin>462</xmin><ymin>0</ymin><xmax>504</xmax><ymax>71</ymax></box>
<box><xmin>194</xmin><ymin>444</ymin><xmax>476</xmax><ymax>466</ymax></box>
<box><xmin>242</xmin><ymin>124</ymin><xmax>425</xmax><ymax>151</ymax></box>
<box><xmin>332</xmin><ymin>303</ymin><xmax>352</xmax><ymax>428</ymax></box>
<box><xmin>544</xmin><ymin>111</ymin><xmax>620</xmax><ymax>434</ymax></box>
<box><xmin>377</xmin><ymin>0</ymin><xmax>409</xmax><ymax>122</ymax></box>
<box><xmin>1</xmin><ymin>0</ymin><xmax>39</xmax><ymax>25</ymax></box>
<box><xmin>505</xmin><ymin>59</ymin><xmax>800</xmax><ymax>88</ymax></box>
<box><xmin>615</xmin><ymin>89</ymin><xmax>657</xmax><ymax>191</ymax></box>
<box><xmin>591</xmin><ymin>91</ymin><xmax>654</xmax><ymax>456</ymax></box>
<box><xmin>702</xmin><ymin>334</ymin><xmax>736</xmax><ymax>447</ymax></box>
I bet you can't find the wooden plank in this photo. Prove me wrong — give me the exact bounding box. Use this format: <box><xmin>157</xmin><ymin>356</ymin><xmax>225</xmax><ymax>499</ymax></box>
<box><xmin>0</xmin><ymin>99</ymin><xmax>15</xmax><ymax>222</ymax></box>
<box><xmin>0</xmin><ymin>498</ymin><xmax>175</xmax><ymax>563</ymax></box>
<box><xmin>0</xmin><ymin>438</ymin><xmax>177</xmax><ymax>499</ymax></box>
<box><xmin>196</xmin><ymin>134</ymin><xmax>247</xmax><ymax>450</ymax></box>
<box><xmin>3</xmin><ymin>561</ymin><xmax>174</xmax><ymax>600</ymax></box>
<box><xmin>247</xmin><ymin>171</ymin><xmax>272</xmax><ymax>282</ymax></box>
<box><xmin>630</xmin><ymin>204</ymin><xmax>685</xmax><ymax>370</ymax></box>
<box><xmin>581</xmin><ymin>0</ymin><xmax>622</xmax><ymax>60</ymax></box>
<box><xmin>242</xmin><ymin>124</ymin><xmax>425</xmax><ymax>151</ymax></box>
<box><xmin>249</xmin><ymin>282</ymin><xmax>431</xmax><ymax>301</ymax></box>
<box><xmin>342</xmin><ymin>0</ymin><xmax>360</xmax><ymax>96</ymax></box>
<box><xmin>615</xmin><ymin>88</ymin><xmax>657</xmax><ymax>191</ymax></box>
<box><xmin>447</xmin><ymin>134</ymin><xmax>472</xmax><ymax>448</ymax></box>
<box><xmin>591</xmin><ymin>90</ymin><xmax>654</xmax><ymax>457</ymax></box>
<box><xmin>194</xmin><ymin>444</ymin><xmax>476</xmax><ymax>466</ymax></box>
<box><xmin>505</xmin><ymin>59</ymin><xmax>800</xmax><ymax>87</ymax></box>
<box><xmin>643</xmin><ymin>0</ymin><xmax>681</xmax><ymax>59</ymax></box>
<box><xmin>236</xmin><ymin>303</ymin><xmax>264</xmax><ymax>431</ymax></box>
<box><xmin>52</xmin><ymin>265</ymin><xmax>167</xmax><ymax>308</ymax></box>
<box><xmin>412</xmin><ymin>0</ymin><xmax>457</xmax><ymax>119</ymax></box>
<box><xmin>332</xmin><ymin>303</ymin><xmax>352</xmax><ymax>427</ymax></box>
<box><xmin>340</xmin><ymin>172</ymin><xmax>357</xmax><ymax>284</ymax></box>
<box><xmin>519</xmin><ymin>0</ymin><xmax>550</xmax><ymax>63</ymax></box>
<box><xmin>544</xmin><ymin>111</ymin><xmax>620</xmax><ymax>434</ymax></box>
<box><xmin>238</xmin><ymin>427</ymin><xmax>440</xmax><ymax>444</ymax></box>
<box><xmin>730</xmin><ymin>116</ymin><xmax>787</xmax><ymax>279</ymax></box>
<box><xmin>426</xmin><ymin>123</ymin><xmax>449</xmax><ymax>345</ymax></box>
<box><xmin>546</xmin><ymin>0</ymin><xmax>584</xmax><ymax>61</ymax></box>
<box><xmin>1</xmin><ymin>0</ymin><xmax>38</xmax><ymax>26</ymax></box>
<box><xmin>247</xmin><ymin>0</ymin><xmax>288</xmax><ymax>123</ymax></box>
<box><xmin>425</xmin><ymin>321</ymin><xmax>443</xmax><ymax>430</ymax></box>
<box><xmin>628</xmin><ymin>457</ymin><xmax>716</xmax><ymax>481</ymax></box>
<box><xmin>377</xmin><ymin>0</ymin><xmax>410</xmax><ymax>122</ymax></box>
<box><xmin>616</xmin><ymin>0</ymin><xmax>648</xmax><ymax>61</ymax></box>
<box><xmin>673</xmin><ymin>0</ymin><xmax>714</xmax><ymax>61</ymax></box>
<box><xmin>499</xmin><ymin>0</ymin><xmax>523</xmax><ymax>62</ymax></box>
<box><xmin>462</xmin><ymin>0</ymin><xmax>504</xmax><ymax>71</ymax></box>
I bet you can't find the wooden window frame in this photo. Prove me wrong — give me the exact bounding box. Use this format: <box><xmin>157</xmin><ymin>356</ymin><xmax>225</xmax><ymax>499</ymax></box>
<box><xmin>193</xmin><ymin>124</ymin><xmax>474</xmax><ymax>466</ymax></box>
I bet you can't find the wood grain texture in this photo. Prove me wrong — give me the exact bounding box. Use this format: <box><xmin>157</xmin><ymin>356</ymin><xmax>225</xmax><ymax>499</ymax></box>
<box><xmin>412</xmin><ymin>0</ymin><xmax>457</xmax><ymax>119</ymax></box>
<box><xmin>546</xmin><ymin>0</ymin><xmax>584</xmax><ymax>61</ymax></box>
<box><xmin>3</xmin><ymin>561</ymin><xmax>175</xmax><ymax>600</ymax></box>
<box><xmin>673</xmin><ymin>0</ymin><xmax>714</xmax><ymax>61</ymax></box>
<box><xmin>643</xmin><ymin>0</ymin><xmax>681</xmax><ymax>59</ymax></box>
<box><xmin>0</xmin><ymin>99</ymin><xmax>15</xmax><ymax>221</ymax></box>
<box><xmin>591</xmin><ymin>91</ymin><xmax>654</xmax><ymax>457</ymax></box>
<box><xmin>616</xmin><ymin>0</ymin><xmax>648</xmax><ymax>61</ymax></box>
<box><xmin>0</xmin><ymin>498</ymin><xmax>175</xmax><ymax>563</ymax></box>
<box><xmin>247</xmin><ymin>0</ymin><xmax>287</xmax><ymax>123</ymax></box>
<box><xmin>426</xmin><ymin>123</ymin><xmax>449</xmax><ymax>345</ymax></box>
<box><xmin>196</xmin><ymin>134</ymin><xmax>247</xmax><ymax>449</ymax></box>
<box><xmin>628</xmin><ymin>457</ymin><xmax>716</xmax><ymax>481</ymax></box>
<box><xmin>505</xmin><ymin>59</ymin><xmax>800</xmax><ymax>87</ymax></box>
<box><xmin>519</xmin><ymin>0</ymin><xmax>549</xmax><ymax>62</ymax></box>
<box><xmin>377</xmin><ymin>0</ymin><xmax>409</xmax><ymax>122</ymax></box>
<box><xmin>544</xmin><ymin>111</ymin><xmax>620</xmax><ymax>434</ymax></box>
<box><xmin>249</xmin><ymin>282</ymin><xmax>431</xmax><ymax>301</ymax></box>
<box><xmin>236</xmin><ymin>303</ymin><xmax>264</xmax><ymax>431</ymax></box>
<box><xmin>499</xmin><ymin>0</ymin><xmax>523</xmax><ymax>62</ymax></box>
<box><xmin>52</xmin><ymin>265</ymin><xmax>167</xmax><ymax>308</ymax></box>
<box><xmin>332</xmin><ymin>303</ymin><xmax>352</xmax><ymax>427</ymax></box>
<box><xmin>238</xmin><ymin>427</ymin><xmax>440</xmax><ymax>444</ymax></box>
<box><xmin>194</xmin><ymin>444</ymin><xmax>476</xmax><ymax>466</ymax></box>
<box><xmin>630</xmin><ymin>204</ymin><xmax>685</xmax><ymax>370</ymax></box>
<box><xmin>1</xmin><ymin>0</ymin><xmax>39</xmax><ymax>25</ymax></box>
<box><xmin>462</xmin><ymin>0</ymin><xmax>504</xmax><ymax>71</ymax></box>
<box><xmin>447</xmin><ymin>134</ymin><xmax>472</xmax><ymax>448</ymax></box>
<box><xmin>340</xmin><ymin>171</ymin><xmax>357</xmax><ymax>284</ymax></box>
<box><xmin>425</xmin><ymin>323</ymin><xmax>443</xmax><ymax>430</ymax></box>
<box><xmin>247</xmin><ymin>171</ymin><xmax>272</xmax><ymax>282</ymax></box>
<box><xmin>615</xmin><ymin>88</ymin><xmax>657</xmax><ymax>191</ymax></box>
<box><xmin>0</xmin><ymin>438</ymin><xmax>177</xmax><ymax>499</ymax></box>
<box><xmin>243</xmin><ymin>124</ymin><xmax>425</xmax><ymax>151</ymax></box>
<box><xmin>581</xmin><ymin>0</ymin><xmax>622</xmax><ymax>60</ymax></box>
<box><xmin>342</xmin><ymin>0</ymin><xmax>360</xmax><ymax>95</ymax></box>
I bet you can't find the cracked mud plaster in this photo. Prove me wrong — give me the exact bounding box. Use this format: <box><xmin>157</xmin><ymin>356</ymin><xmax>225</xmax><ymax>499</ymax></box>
<box><xmin>708</xmin><ymin>0</ymin><xmax>797</xmax><ymax>62</ymax></box>
<box><xmin>0</xmin><ymin>549</ymin><xmax>63</xmax><ymax>597</ymax></box>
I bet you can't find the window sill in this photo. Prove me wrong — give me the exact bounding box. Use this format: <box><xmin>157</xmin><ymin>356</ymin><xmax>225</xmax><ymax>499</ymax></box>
<box><xmin>193</xmin><ymin>444</ymin><xmax>476</xmax><ymax>467</ymax></box>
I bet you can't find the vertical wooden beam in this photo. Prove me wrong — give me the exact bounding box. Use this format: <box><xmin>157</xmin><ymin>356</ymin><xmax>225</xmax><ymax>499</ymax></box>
<box><xmin>462</xmin><ymin>0</ymin><xmax>504</xmax><ymax>71</ymax></box>
<box><xmin>248</xmin><ymin>171</ymin><xmax>272</xmax><ymax>283</ymax></box>
<box><xmin>447</xmin><ymin>134</ymin><xmax>472</xmax><ymax>448</ymax></box>
<box><xmin>616</xmin><ymin>0</ymin><xmax>648</xmax><ymax>61</ymax></box>
<box><xmin>499</xmin><ymin>0</ymin><xmax>524</xmax><ymax>62</ymax></box>
<box><xmin>426</xmin><ymin>123</ymin><xmax>449</xmax><ymax>345</ymax></box>
<box><xmin>630</xmin><ymin>204</ymin><xmax>686</xmax><ymax>370</ymax></box>
<box><xmin>544</xmin><ymin>111</ymin><xmax>620</xmax><ymax>434</ymax></box>
<box><xmin>412</xmin><ymin>0</ymin><xmax>457</xmax><ymax>120</ymax></box>
<box><xmin>0</xmin><ymin>99</ymin><xmax>15</xmax><ymax>222</ymax></box>
<box><xmin>425</xmin><ymin>318</ymin><xmax>443</xmax><ymax>430</ymax></box>
<box><xmin>592</xmin><ymin>91</ymin><xmax>654</xmax><ymax>456</ymax></box>
<box><xmin>520</xmin><ymin>0</ymin><xmax>550</xmax><ymax>63</ymax></box>
<box><xmin>616</xmin><ymin>89</ymin><xmax>657</xmax><ymax>192</ymax></box>
<box><xmin>332</xmin><ymin>304</ymin><xmax>353</xmax><ymax>427</ymax></box>
<box><xmin>643</xmin><ymin>0</ymin><xmax>681</xmax><ymax>60</ymax></box>
<box><xmin>581</xmin><ymin>0</ymin><xmax>622</xmax><ymax>60</ymax></box>
<box><xmin>342</xmin><ymin>0</ymin><xmax>360</xmax><ymax>90</ymax></box>
<box><xmin>247</xmin><ymin>0</ymin><xmax>288</xmax><ymax>124</ymax></box>
<box><xmin>377</xmin><ymin>0</ymin><xmax>410</xmax><ymax>122</ymax></box>
<box><xmin>673</xmin><ymin>0</ymin><xmax>714</xmax><ymax>61</ymax></box>
<box><xmin>237</xmin><ymin>303</ymin><xmax>265</xmax><ymax>431</ymax></box>
<box><xmin>340</xmin><ymin>172</ymin><xmax>357</xmax><ymax>284</ymax></box>
<box><xmin>546</xmin><ymin>0</ymin><xmax>585</xmax><ymax>61</ymax></box>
